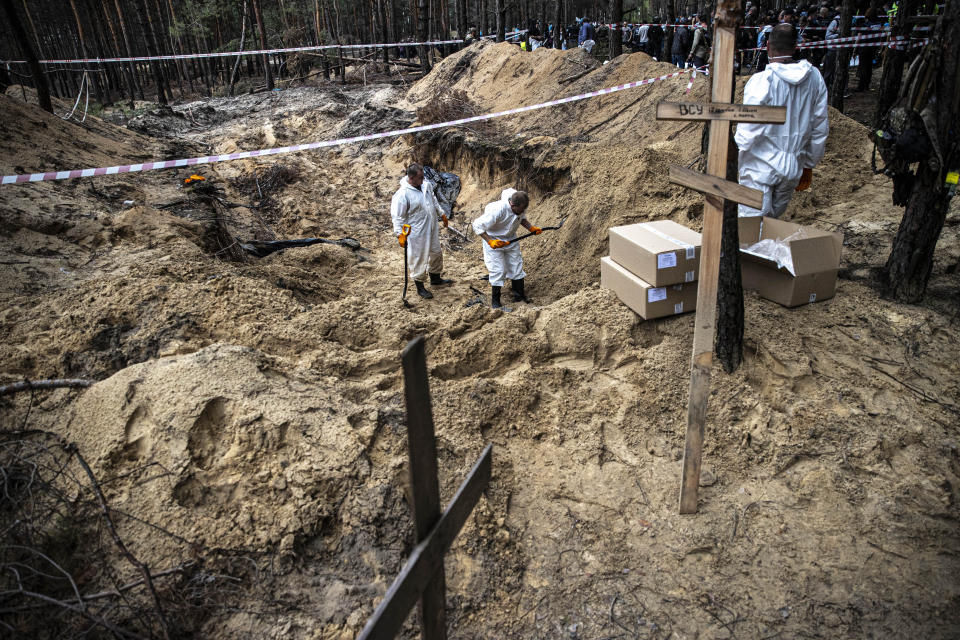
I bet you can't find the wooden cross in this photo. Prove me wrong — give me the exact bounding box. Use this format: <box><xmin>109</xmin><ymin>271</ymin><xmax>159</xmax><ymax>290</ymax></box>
<box><xmin>655</xmin><ymin>1</ymin><xmax>786</xmax><ymax>514</ymax></box>
<box><xmin>358</xmin><ymin>336</ymin><xmax>492</xmax><ymax>640</ymax></box>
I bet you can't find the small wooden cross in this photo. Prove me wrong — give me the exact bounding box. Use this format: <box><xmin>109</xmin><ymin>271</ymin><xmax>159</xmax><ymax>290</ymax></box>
<box><xmin>655</xmin><ymin>1</ymin><xmax>786</xmax><ymax>514</ymax></box>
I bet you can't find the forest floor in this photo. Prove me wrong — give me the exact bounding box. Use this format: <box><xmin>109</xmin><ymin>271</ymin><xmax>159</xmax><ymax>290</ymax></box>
<box><xmin>1</xmin><ymin>42</ymin><xmax>959</xmax><ymax>639</ymax></box>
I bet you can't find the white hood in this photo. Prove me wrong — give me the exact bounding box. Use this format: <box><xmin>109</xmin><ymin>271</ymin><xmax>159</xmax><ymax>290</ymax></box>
<box><xmin>768</xmin><ymin>59</ymin><xmax>814</xmax><ymax>85</ymax></box>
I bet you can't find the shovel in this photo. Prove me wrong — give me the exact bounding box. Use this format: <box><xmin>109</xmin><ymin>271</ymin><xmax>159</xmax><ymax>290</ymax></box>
<box><xmin>507</xmin><ymin>216</ymin><xmax>568</xmax><ymax>245</ymax></box>
<box><xmin>400</xmin><ymin>224</ymin><xmax>412</xmax><ymax>308</ymax></box>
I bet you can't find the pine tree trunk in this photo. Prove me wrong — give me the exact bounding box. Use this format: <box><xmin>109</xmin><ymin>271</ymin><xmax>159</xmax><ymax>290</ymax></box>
<box><xmin>715</xmin><ymin>1</ymin><xmax>745</xmax><ymax>373</ymax></box>
<box><xmin>872</xmin><ymin>0</ymin><xmax>919</xmax><ymax>128</ymax></box>
<box><xmin>67</xmin><ymin>0</ymin><xmax>107</xmax><ymax>106</ymax></box>
<box><xmin>113</xmin><ymin>0</ymin><xmax>142</xmax><ymax>104</ymax></box>
<box><xmin>418</xmin><ymin>0</ymin><xmax>432</xmax><ymax>72</ymax></box>
<box><xmin>609</xmin><ymin>0</ymin><xmax>622</xmax><ymax>57</ymax></box>
<box><xmin>1</xmin><ymin>0</ymin><xmax>53</xmax><ymax>113</ymax></box>
<box><xmin>554</xmin><ymin>0</ymin><xmax>561</xmax><ymax>47</ymax></box>
<box><xmin>136</xmin><ymin>0</ymin><xmax>167</xmax><ymax>104</ymax></box>
<box><xmin>230</xmin><ymin>0</ymin><xmax>249</xmax><ymax>95</ymax></box>
<box><xmin>252</xmin><ymin>0</ymin><xmax>274</xmax><ymax>90</ymax></box>
<box><xmin>830</xmin><ymin>0</ymin><xmax>854</xmax><ymax>111</ymax></box>
<box><xmin>883</xmin><ymin>1</ymin><xmax>960</xmax><ymax>303</ymax></box>
<box><xmin>496</xmin><ymin>0</ymin><xmax>504</xmax><ymax>41</ymax></box>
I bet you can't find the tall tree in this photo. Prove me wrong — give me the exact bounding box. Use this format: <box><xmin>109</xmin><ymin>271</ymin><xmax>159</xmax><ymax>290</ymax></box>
<box><xmin>829</xmin><ymin>0</ymin><xmax>854</xmax><ymax>110</ymax></box>
<box><xmin>251</xmin><ymin>0</ymin><xmax>274</xmax><ymax>90</ymax></box>
<box><xmin>883</xmin><ymin>4</ymin><xmax>960</xmax><ymax>302</ymax></box>
<box><xmin>872</xmin><ymin>0</ymin><xmax>920</xmax><ymax>128</ymax></box>
<box><xmin>136</xmin><ymin>0</ymin><xmax>168</xmax><ymax>104</ymax></box>
<box><xmin>496</xmin><ymin>0</ymin><xmax>505</xmax><ymax>41</ymax></box>
<box><xmin>553</xmin><ymin>0</ymin><xmax>562</xmax><ymax>47</ymax></box>
<box><xmin>714</xmin><ymin>1</ymin><xmax>745</xmax><ymax>374</ymax></box>
<box><xmin>113</xmin><ymin>0</ymin><xmax>142</xmax><ymax>104</ymax></box>
<box><xmin>67</xmin><ymin>0</ymin><xmax>108</xmax><ymax>105</ymax></box>
<box><xmin>417</xmin><ymin>0</ymin><xmax>432</xmax><ymax>72</ymax></box>
<box><xmin>1</xmin><ymin>0</ymin><xmax>52</xmax><ymax>113</ymax></box>
<box><xmin>609</xmin><ymin>0</ymin><xmax>622</xmax><ymax>57</ymax></box>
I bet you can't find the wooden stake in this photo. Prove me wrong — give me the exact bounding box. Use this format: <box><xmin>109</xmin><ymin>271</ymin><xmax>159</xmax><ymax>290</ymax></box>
<box><xmin>668</xmin><ymin>165</ymin><xmax>764</xmax><ymax>209</ymax></box>
<box><xmin>400</xmin><ymin>335</ymin><xmax>446</xmax><ymax>639</ymax></box>
<box><xmin>678</xmin><ymin>11</ymin><xmax>740</xmax><ymax>515</ymax></box>
<box><xmin>358</xmin><ymin>445</ymin><xmax>492</xmax><ymax>640</ymax></box>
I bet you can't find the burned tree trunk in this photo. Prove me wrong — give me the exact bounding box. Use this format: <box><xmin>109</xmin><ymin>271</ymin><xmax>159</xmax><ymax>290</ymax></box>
<box><xmin>873</xmin><ymin>0</ymin><xmax>919</xmax><ymax>128</ymax></box>
<box><xmin>252</xmin><ymin>0</ymin><xmax>274</xmax><ymax>91</ymax></box>
<box><xmin>418</xmin><ymin>0</ymin><xmax>432</xmax><ymax>72</ymax></box>
<box><xmin>496</xmin><ymin>0</ymin><xmax>505</xmax><ymax>42</ymax></box>
<box><xmin>883</xmin><ymin>2</ymin><xmax>960</xmax><ymax>303</ymax></box>
<box><xmin>609</xmin><ymin>0</ymin><xmax>622</xmax><ymax>58</ymax></box>
<box><xmin>553</xmin><ymin>0</ymin><xmax>562</xmax><ymax>48</ymax></box>
<box><xmin>1</xmin><ymin>0</ymin><xmax>53</xmax><ymax>113</ymax></box>
<box><xmin>714</xmin><ymin>1</ymin><xmax>745</xmax><ymax>373</ymax></box>
<box><xmin>830</xmin><ymin>0</ymin><xmax>854</xmax><ymax>111</ymax></box>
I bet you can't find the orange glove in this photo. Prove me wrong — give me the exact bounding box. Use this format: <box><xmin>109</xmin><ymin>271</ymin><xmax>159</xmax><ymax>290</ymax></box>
<box><xmin>441</xmin><ymin>214</ymin><xmax>449</xmax><ymax>228</ymax></box>
<box><xmin>488</xmin><ymin>238</ymin><xmax>510</xmax><ymax>249</ymax></box>
<box><xmin>795</xmin><ymin>168</ymin><xmax>813</xmax><ymax>192</ymax></box>
<box><xmin>398</xmin><ymin>224</ymin><xmax>411</xmax><ymax>247</ymax></box>
<box><xmin>529</xmin><ymin>226</ymin><xmax>542</xmax><ymax>235</ymax></box>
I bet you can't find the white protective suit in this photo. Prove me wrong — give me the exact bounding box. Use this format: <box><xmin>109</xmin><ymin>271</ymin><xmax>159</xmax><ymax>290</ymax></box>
<box><xmin>472</xmin><ymin>189</ymin><xmax>528</xmax><ymax>287</ymax></box>
<box><xmin>391</xmin><ymin>176</ymin><xmax>443</xmax><ymax>282</ymax></box>
<box><xmin>734</xmin><ymin>59</ymin><xmax>829</xmax><ymax>217</ymax></box>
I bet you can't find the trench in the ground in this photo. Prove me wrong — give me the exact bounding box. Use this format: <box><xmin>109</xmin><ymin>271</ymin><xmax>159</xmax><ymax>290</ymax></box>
<box><xmin>413</xmin><ymin>130</ymin><xmax>572</xmax><ymax>206</ymax></box>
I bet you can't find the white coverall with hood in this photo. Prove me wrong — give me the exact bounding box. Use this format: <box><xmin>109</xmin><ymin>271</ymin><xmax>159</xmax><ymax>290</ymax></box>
<box><xmin>734</xmin><ymin>59</ymin><xmax>829</xmax><ymax>218</ymax></box>
<box><xmin>472</xmin><ymin>189</ymin><xmax>527</xmax><ymax>287</ymax></box>
<box><xmin>391</xmin><ymin>176</ymin><xmax>442</xmax><ymax>282</ymax></box>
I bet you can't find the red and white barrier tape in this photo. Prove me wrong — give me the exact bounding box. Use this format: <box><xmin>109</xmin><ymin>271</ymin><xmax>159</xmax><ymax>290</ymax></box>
<box><xmin>0</xmin><ymin>68</ymin><xmax>702</xmax><ymax>186</ymax></box>
<box><xmin>3</xmin><ymin>39</ymin><xmax>466</xmax><ymax>66</ymax></box>
<box><xmin>740</xmin><ymin>36</ymin><xmax>926</xmax><ymax>52</ymax></box>
<box><xmin>605</xmin><ymin>22</ymin><xmax>891</xmax><ymax>32</ymax></box>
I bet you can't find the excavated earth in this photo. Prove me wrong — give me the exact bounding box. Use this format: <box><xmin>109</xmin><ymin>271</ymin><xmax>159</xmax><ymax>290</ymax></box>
<box><xmin>1</xmin><ymin>42</ymin><xmax>959</xmax><ymax>638</ymax></box>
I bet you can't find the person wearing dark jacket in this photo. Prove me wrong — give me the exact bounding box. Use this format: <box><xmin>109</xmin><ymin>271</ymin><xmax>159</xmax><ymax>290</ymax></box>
<box><xmin>687</xmin><ymin>17</ymin><xmax>711</xmax><ymax>68</ymax></box>
<box><xmin>672</xmin><ymin>20</ymin><xmax>692</xmax><ymax>67</ymax></box>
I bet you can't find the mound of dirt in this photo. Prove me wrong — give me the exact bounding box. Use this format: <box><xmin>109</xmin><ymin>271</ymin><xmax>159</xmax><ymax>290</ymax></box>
<box><xmin>0</xmin><ymin>91</ymin><xmax>161</xmax><ymax>175</ymax></box>
<box><xmin>408</xmin><ymin>42</ymin><xmax>876</xmax><ymax>303</ymax></box>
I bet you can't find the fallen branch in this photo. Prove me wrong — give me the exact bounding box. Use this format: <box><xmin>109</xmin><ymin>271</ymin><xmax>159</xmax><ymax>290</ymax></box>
<box><xmin>558</xmin><ymin>67</ymin><xmax>595</xmax><ymax>84</ymax></box>
<box><xmin>70</xmin><ymin>445</ymin><xmax>173</xmax><ymax>639</ymax></box>
<box><xmin>0</xmin><ymin>379</ymin><xmax>93</xmax><ymax>396</ymax></box>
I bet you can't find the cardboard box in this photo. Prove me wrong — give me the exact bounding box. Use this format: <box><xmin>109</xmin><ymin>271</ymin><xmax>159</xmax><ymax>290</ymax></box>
<box><xmin>601</xmin><ymin>256</ymin><xmax>698</xmax><ymax>319</ymax></box>
<box><xmin>609</xmin><ymin>220</ymin><xmax>702</xmax><ymax>286</ymax></box>
<box><xmin>738</xmin><ymin>216</ymin><xmax>843</xmax><ymax>307</ymax></box>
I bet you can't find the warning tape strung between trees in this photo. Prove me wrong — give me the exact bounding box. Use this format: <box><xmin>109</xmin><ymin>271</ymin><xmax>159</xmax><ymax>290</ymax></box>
<box><xmin>3</xmin><ymin>39</ymin><xmax>467</xmax><ymax>66</ymax></box>
<box><xmin>605</xmin><ymin>22</ymin><xmax>891</xmax><ymax>31</ymax></box>
<box><xmin>739</xmin><ymin>36</ymin><xmax>927</xmax><ymax>52</ymax></box>
<box><xmin>3</xmin><ymin>31</ymin><xmax>528</xmax><ymax>66</ymax></box>
<box><xmin>0</xmin><ymin>67</ymin><xmax>702</xmax><ymax>186</ymax></box>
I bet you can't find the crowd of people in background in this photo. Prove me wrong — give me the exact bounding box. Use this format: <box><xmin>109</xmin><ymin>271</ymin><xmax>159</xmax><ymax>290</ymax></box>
<box><xmin>473</xmin><ymin>1</ymin><xmax>907</xmax><ymax>96</ymax></box>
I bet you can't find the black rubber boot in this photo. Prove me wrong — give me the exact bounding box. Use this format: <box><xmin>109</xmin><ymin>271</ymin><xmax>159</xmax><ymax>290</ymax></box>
<box><xmin>415</xmin><ymin>281</ymin><xmax>433</xmax><ymax>299</ymax></box>
<box><xmin>491</xmin><ymin>285</ymin><xmax>503</xmax><ymax>309</ymax></box>
<box><xmin>430</xmin><ymin>273</ymin><xmax>453</xmax><ymax>286</ymax></box>
<box><xmin>511</xmin><ymin>278</ymin><xmax>529</xmax><ymax>303</ymax></box>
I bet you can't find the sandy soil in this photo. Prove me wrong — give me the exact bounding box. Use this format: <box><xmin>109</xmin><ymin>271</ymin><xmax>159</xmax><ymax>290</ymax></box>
<box><xmin>1</xmin><ymin>42</ymin><xmax>959</xmax><ymax>638</ymax></box>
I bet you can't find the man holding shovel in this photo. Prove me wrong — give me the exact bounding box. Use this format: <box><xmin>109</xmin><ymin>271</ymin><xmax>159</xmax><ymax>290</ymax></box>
<box><xmin>391</xmin><ymin>163</ymin><xmax>453</xmax><ymax>300</ymax></box>
<box><xmin>473</xmin><ymin>189</ymin><xmax>541</xmax><ymax>309</ymax></box>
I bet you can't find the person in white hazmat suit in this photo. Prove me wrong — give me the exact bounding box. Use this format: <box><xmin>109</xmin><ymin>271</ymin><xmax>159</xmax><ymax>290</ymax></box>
<box><xmin>472</xmin><ymin>189</ymin><xmax>542</xmax><ymax>309</ymax></box>
<box><xmin>391</xmin><ymin>163</ymin><xmax>453</xmax><ymax>299</ymax></box>
<box><xmin>735</xmin><ymin>23</ymin><xmax>829</xmax><ymax>218</ymax></box>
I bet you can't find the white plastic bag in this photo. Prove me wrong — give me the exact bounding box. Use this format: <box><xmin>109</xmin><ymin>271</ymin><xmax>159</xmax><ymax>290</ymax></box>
<box><xmin>741</xmin><ymin>228</ymin><xmax>808</xmax><ymax>275</ymax></box>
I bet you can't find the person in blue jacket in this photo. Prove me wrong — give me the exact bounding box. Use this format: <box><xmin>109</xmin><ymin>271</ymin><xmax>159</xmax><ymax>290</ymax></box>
<box><xmin>578</xmin><ymin>18</ymin><xmax>595</xmax><ymax>45</ymax></box>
